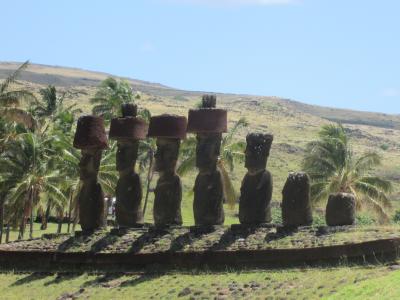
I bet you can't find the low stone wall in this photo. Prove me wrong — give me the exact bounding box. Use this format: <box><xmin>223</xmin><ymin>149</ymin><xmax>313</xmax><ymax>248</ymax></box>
<box><xmin>0</xmin><ymin>237</ymin><xmax>399</xmax><ymax>271</ymax></box>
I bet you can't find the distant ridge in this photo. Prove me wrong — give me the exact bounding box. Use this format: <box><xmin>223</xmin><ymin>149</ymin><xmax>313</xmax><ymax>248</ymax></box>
<box><xmin>1</xmin><ymin>61</ymin><xmax>400</xmax><ymax>129</ymax></box>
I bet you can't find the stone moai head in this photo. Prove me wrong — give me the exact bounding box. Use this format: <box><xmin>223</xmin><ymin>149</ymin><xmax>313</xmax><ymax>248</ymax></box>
<box><xmin>148</xmin><ymin>114</ymin><xmax>187</xmax><ymax>174</ymax></box>
<box><xmin>73</xmin><ymin>115</ymin><xmax>108</xmax><ymax>180</ymax></box>
<box><xmin>187</xmin><ymin>94</ymin><xmax>227</xmax><ymax>172</ymax></box>
<box><xmin>109</xmin><ymin>103</ymin><xmax>148</xmax><ymax>174</ymax></box>
<box><xmin>245</xmin><ymin>133</ymin><xmax>274</xmax><ymax>174</ymax></box>
<box><xmin>195</xmin><ymin>133</ymin><xmax>221</xmax><ymax>171</ymax></box>
<box><xmin>154</xmin><ymin>138</ymin><xmax>180</xmax><ymax>173</ymax></box>
<box><xmin>79</xmin><ymin>149</ymin><xmax>102</xmax><ymax>180</ymax></box>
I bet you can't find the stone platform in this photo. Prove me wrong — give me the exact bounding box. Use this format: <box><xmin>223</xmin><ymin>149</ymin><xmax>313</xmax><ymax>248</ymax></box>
<box><xmin>0</xmin><ymin>225</ymin><xmax>400</xmax><ymax>271</ymax></box>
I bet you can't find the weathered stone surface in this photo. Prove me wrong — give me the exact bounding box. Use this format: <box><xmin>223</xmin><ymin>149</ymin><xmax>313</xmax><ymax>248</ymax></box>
<box><xmin>239</xmin><ymin>171</ymin><xmax>272</xmax><ymax>224</ymax></box>
<box><xmin>153</xmin><ymin>173</ymin><xmax>183</xmax><ymax>226</ymax></box>
<box><xmin>187</xmin><ymin>94</ymin><xmax>227</xmax><ymax>134</ymax></box>
<box><xmin>110</xmin><ymin>105</ymin><xmax>147</xmax><ymax>228</ymax></box>
<box><xmin>115</xmin><ymin>170</ymin><xmax>143</xmax><ymax>227</ymax></box>
<box><xmin>109</xmin><ymin>117</ymin><xmax>148</xmax><ymax>140</ymax></box>
<box><xmin>325</xmin><ymin>193</ymin><xmax>356</xmax><ymax>226</ymax></box>
<box><xmin>190</xmin><ymin>96</ymin><xmax>227</xmax><ymax>226</ymax></box>
<box><xmin>147</xmin><ymin>114</ymin><xmax>187</xmax><ymax>139</ymax></box>
<box><xmin>73</xmin><ymin>115</ymin><xmax>108</xmax><ymax>150</ymax></box>
<box><xmin>281</xmin><ymin>172</ymin><xmax>313</xmax><ymax>227</ymax></box>
<box><xmin>239</xmin><ymin>133</ymin><xmax>274</xmax><ymax>225</ymax></box>
<box><xmin>76</xmin><ymin>147</ymin><xmax>105</xmax><ymax>231</ymax></box>
<box><xmin>149</xmin><ymin>115</ymin><xmax>187</xmax><ymax>227</ymax></box>
<box><xmin>193</xmin><ymin>169</ymin><xmax>225</xmax><ymax>225</ymax></box>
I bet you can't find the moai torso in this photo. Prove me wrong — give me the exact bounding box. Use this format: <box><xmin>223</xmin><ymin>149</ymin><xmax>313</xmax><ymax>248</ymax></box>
<box><xmin>109</xmin><ymin>105</ymin><xmax>148</xmax><ymax>227</ymax></box>
<box><xmin>154</xmin><ymin>173</ymin><xmax>182</xmax><ymax>226</ymax></box>
<box><xmin>147</xmin><ymin>115</ymin><xmax>187</xmax><ymax>227</ymax></box>
<box><xmin>73</xmin><ymin>115</ymin><xmax>108</xmax><ymax>232</ymax></box>
<box><xmin>115</xmin><ymin>171</ymin><xmax>143</xmax><ymax>227</ymax></box>
<box><xmin>282</xmin><ymin>172</ymin><xmax>313</xmax><ymax>227</ymax></box>
<box><xmin>79</xmin><ymin>180</ymin><xmax>105</xmax><ymax>231</ymax></box>
<box><xmin>239</xmin><ymin>133</ymin><xmax>274</xmax><ymax>225</ymax></box>
<box><xmin>193</xmin><ymin>169</ymin><xmax>225</xmax><ymax>225</ymax></box>
<box><xmin>187</xmin><ymin>95</ymin><xmax>227</xmax><ymax>226</ymax></box>
<box><xmin>239</xmin><ymin>170</ymin><xmax>272</xmax><ymax>224</ymax></box>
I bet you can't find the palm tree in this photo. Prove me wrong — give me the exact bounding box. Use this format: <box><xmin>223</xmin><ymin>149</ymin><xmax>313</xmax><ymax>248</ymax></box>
<box><xmin>178</xmin><ymin>117</ymin><xmax>248</xmax><ymax>208</ymax></box>
<box><xmin>1</xmin><ymin>130</ymin><xmax>67</xmax><ymax>239</ymax></box>
<box><xmin>90</xmin><ymin>77</ymin><xmax>139</xmax><ymax>122</ymax></box>
<box><xmin>0</xmin><ymin>61</ymin><xmax>37</xmax><ymax>129</ymax></box>
<box><xmin>302</xmin><ymin>124</ymin><xmax>393</xmax><ymax>223</ymax></box>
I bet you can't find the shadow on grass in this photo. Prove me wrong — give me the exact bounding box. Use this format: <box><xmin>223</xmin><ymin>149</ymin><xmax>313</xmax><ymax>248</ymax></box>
<box><xmin>119</xmin><ymin>272</ymin><xmax>165</xmax><ymax>287</ymax></box>
<box><xmin>44</xmin><ymin>272</ymin><xmax>83</xmax><ymax>286</ymax></box>
<box><xmin>81</xmin><ymin>273</ymin><xmax>125</xmax><ymax>288</ymax></box>
<box><xmin>11</xmin><ymin>272</ymin><xmax>52</xmax><ymax>286</ymax></box>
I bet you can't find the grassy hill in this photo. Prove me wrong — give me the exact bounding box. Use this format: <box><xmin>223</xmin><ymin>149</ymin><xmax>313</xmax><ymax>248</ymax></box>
<box><xmin>1</xmin><ymin>61</ymin><xmax>400</xmax><ymax>220</ymax></box>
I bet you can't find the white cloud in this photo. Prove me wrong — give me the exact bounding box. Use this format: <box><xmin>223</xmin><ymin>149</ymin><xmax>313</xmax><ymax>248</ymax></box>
<box><xmin>382</xmin><ymin>88</ymin><xmax>400</xmax><ymax>97</ymax></box>
<box><xmin>165</xmin><ymin>0</ymin><xmax>298</xmax><ymax>6</ymax></box>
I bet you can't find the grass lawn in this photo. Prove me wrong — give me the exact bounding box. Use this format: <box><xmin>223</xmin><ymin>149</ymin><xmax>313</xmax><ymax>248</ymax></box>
<box><xmin>0</xmin><ymin>263</ymin><xmax>399</xmax><ymax>299</ymax></box>
<box><xmin>5</xmin><ymin>222</ymin><xmax>70</xmax><ymax>243</ymax></box>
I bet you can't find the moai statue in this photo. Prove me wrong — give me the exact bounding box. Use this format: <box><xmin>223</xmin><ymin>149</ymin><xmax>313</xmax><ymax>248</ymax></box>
<box><xmin>325</xmin><ymin>192</ymin><xmax>356</xmax><ymax>226</ymax></box>
<box><xmin>281</xmin><ymin>172</ymin><xmax>313</xmax><ymax>227</ymax></box>
<box><xmin>239</xmin><ymin>133</ymin><xmax>274</xmax><ymax>225</ymax></box>
<box><xmin>73</xmin><ymin>115</ymin><xmax>108</xmax><ymax>232</ymax></box>
<box><xmin>148</xmin><ymin>114</ymin><xmax>187</xmax><ymax>227</ymax></box>
<box><xmin>109</xmin><ymin>104</ymin><xmax>148</xmax><ymax>227</ymax></box>
<box><xmin>188</xmin><ymin>95</ymin><xmax>228</xmax><ymax>226</ymax></box>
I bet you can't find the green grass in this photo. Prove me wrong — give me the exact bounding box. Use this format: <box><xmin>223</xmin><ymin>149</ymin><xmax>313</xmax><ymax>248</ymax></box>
<box><xmin>5</xmin><ymin>222</ymin><xmax>70</xmax><ymax>242</ymax></box>
<box><xmin>0</xmin><ymin>264</ymin><xmax>398</xmax><ymax>299</ymax></box>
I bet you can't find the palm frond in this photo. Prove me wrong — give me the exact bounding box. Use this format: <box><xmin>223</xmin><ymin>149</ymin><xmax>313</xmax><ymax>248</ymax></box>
<box><xmin>0</xmin><ymin>61</ymin><xmax>29</xmax><ymax>94</ymax></box>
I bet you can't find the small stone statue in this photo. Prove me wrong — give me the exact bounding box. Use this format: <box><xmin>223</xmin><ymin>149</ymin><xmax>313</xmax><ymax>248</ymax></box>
<box><xmin>325</xmin><ymin>192</ymin><xmax>356</xmax><ymax>226</ymax></box>
<box><xmin>188</xmin><ymin>95</ymin><xmax>228</xmax><ymax>226</ymax></box>
<box><xmin>239</xmin><ymin>133</ymin><xmax>274</xmax><ymax>225</ymax></box>
<box><xmin>281</xmin><ymin>172</ymin><xmax>313</xmax><ymax>227</ymax></box>
<box><xmin>148</xmin><ymin>114</ymin><xmax>187</xmax><ymax>227</ymax></box>
<box><xmin>73</xmin><ymin>115</ymin><xmax>108</xmax><ymax>231</ymax></box>
<box><xmin>109</xmin><ymin>104</ymin><xmax>148</xmax><ymax>227</ymax></box>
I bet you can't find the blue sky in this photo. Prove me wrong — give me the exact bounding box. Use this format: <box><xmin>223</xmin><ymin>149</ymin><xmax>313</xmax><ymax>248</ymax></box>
<box><xmin>1</xmin><ymin>0</ymin><xmax>400</xmax><ymax>113</ymax></box>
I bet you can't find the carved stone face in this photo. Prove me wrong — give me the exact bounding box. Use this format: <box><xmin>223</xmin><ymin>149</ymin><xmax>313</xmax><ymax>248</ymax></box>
<box><xmin>195</xmin><ymin>133</ymin><xmax>222</xmax><ymax>171</ymax></box>
<box><xmin>245</xmin><ymin>142</ymin><xmax>267</xmax><ymax>173</ymax></box>
<box><xmin>154</xmin><ymin>138</ymin><xmax>180</xmax><ymax>173</ymax></box>
<box><xmin>116</xmin><ymin>140</ymin><xmax>139</xmax><ymax>172</ymax></box>
<box><xmin>79</xmin><ymin>148</ymin><xmax>102</xmax><ymax>180</ymax></box>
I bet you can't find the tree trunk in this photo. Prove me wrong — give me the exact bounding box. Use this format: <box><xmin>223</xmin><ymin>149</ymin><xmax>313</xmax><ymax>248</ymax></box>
<box><xmin>18</xmin><ymin>218</ymin><xmax>25</xmax><ymax>240</ymax></box>
<box><xmin>67</xmin><ymin>191</ymin><xmax>73</xmax><ymax>233</ymax></box>
<box><xmin>142</xmin><ymin>151</ymin><xmax>154</xmax><ymax>218</ymax></box>
<box><xmin>57</xmin><ymin>218</ymin><xmax>62</xmax><ymax>234</ymax></box>
<box><xmin>41</xmin><ymin>202</ymin><xmax>51</xmax><ymax>230</ymax></box>
<box><xmin>0</xmin><ymin>196</ymin><xmax>4</xmax><ymax>244</ymax></box>
<box><xmin>5</xmin><ymin>224</ymin><xmax>10</xmax><ymax>243</ymax></box>
<box><xmin>29</xmin><ymin>209</ymin><xmax>34</xmax><ymax>239</ymax></box>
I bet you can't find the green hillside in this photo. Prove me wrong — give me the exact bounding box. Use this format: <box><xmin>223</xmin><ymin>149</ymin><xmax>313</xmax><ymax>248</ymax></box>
<box><xmin>1</xmin><ymin>61</ymin><xmax>399</xmax><ymax>219</ymax></box>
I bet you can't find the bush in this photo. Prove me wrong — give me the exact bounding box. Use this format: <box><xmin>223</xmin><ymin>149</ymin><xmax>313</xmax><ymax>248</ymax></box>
<box><xmin>380</xmin><ymin>143</ymin><xmax>389</xmax><ymax>151</ymax></box>
<box><xmin>393</xmin><ymin>210</ymin><xmax>400</xmax><ymax>223</ymax></box>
